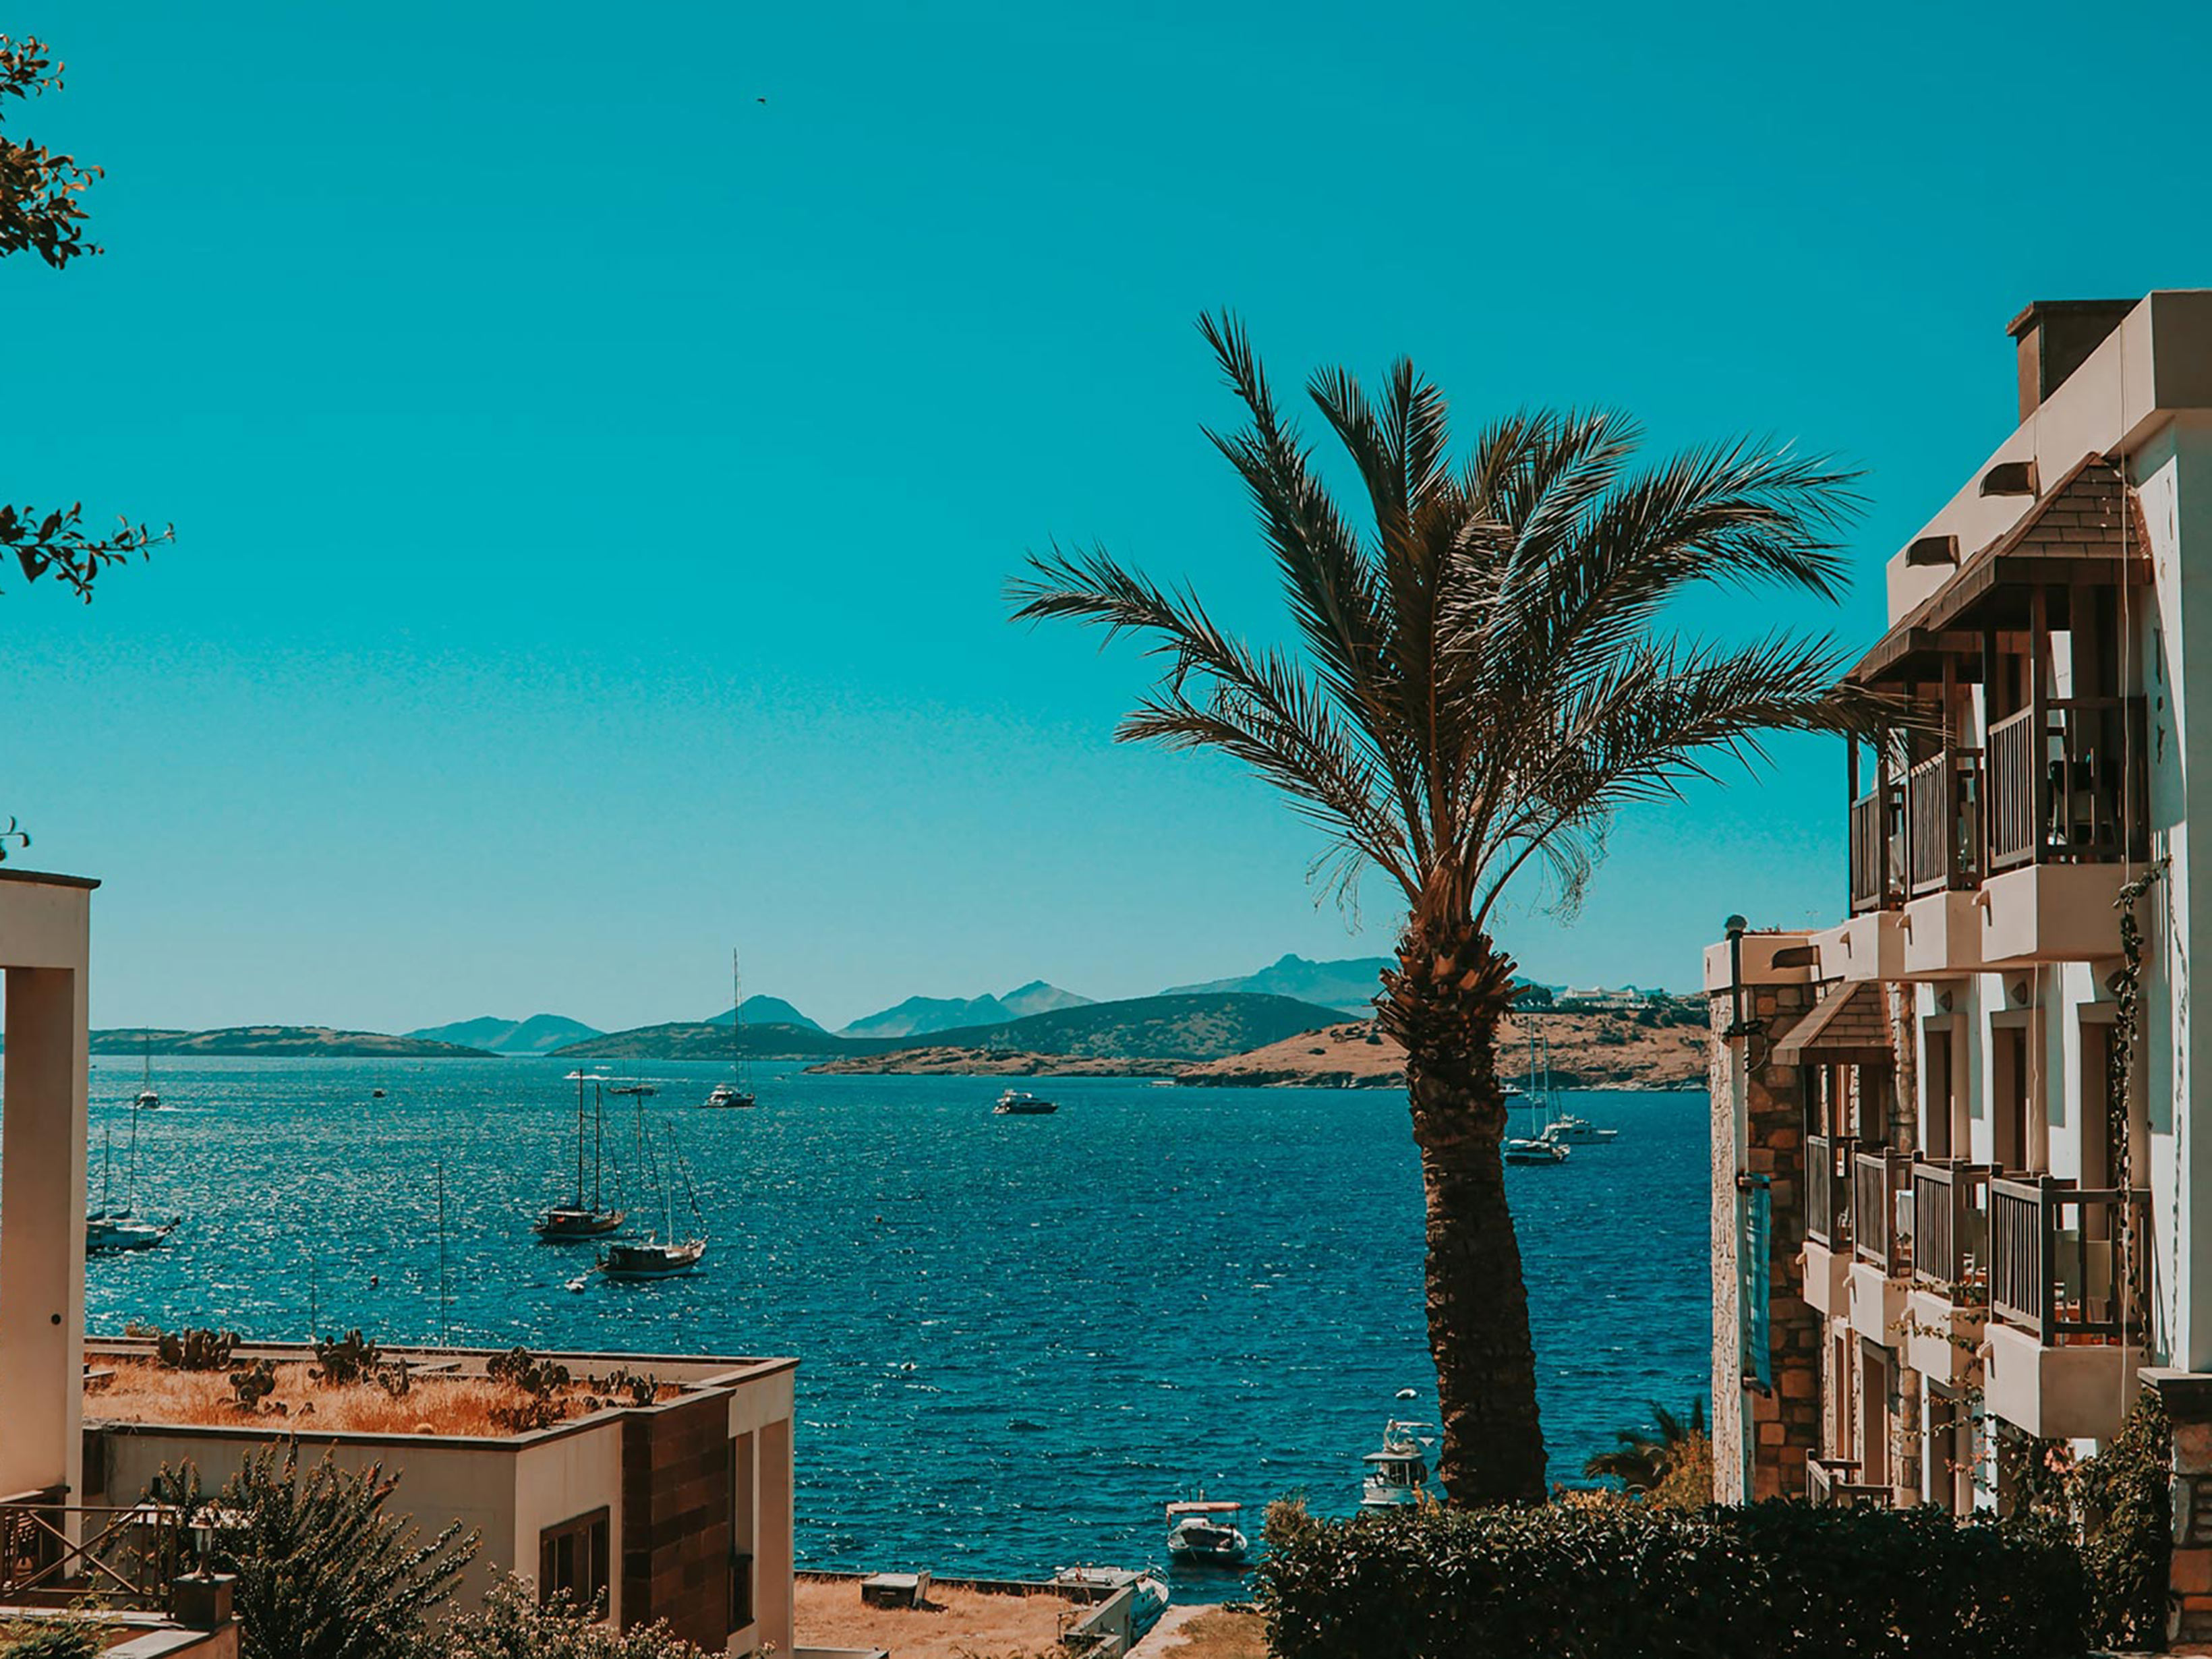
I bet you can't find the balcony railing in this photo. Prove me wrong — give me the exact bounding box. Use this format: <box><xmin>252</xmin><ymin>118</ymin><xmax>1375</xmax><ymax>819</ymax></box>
<box><xmin>1904</xmin><ymin>749</ymin><xmax>1983</xmax><ymax>896</ymax></box>
<box><xmin>1911</xmin><ymin>1159</ymin><xmax>1991</xmax><ymax>1300</ymax></box>
<box><xmin>1848</xmin><ymin>783</ymin><xmax>1904</xmax><ymax>914</ymax></box>
<box><xmin>0</xmin><ymin>1492</ymin><xmax>183</xmax><ymax>1611</ymax></box>
<box><xmin>1807</xmin><ymin>1134</ymin><xmax>1856</xmax><ymax>1248</ymax></box>
<box><xmin>1853</xmin><ymin>1149</ymin><xmax>1913</xmax><ymax>1274</ymax></box>
<box><xmin>1807</xmin><ymin>1457</ymin><xmax>1893</xmax><ymax>1509</ymax></box>
<box><xmin>1987</xmin><ymin>697</ymin><xmax>2148</xmax><ymax>875</ymax></box>
<box><xmin>1989</xmin><ymin>1175</ymin><xmax>2151</xmax><ymax>1344</ymax></box>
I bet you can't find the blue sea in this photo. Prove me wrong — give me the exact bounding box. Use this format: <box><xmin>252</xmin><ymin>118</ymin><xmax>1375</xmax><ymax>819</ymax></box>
<box><xmin>60</xmin><ymin>1057</ymin><xmax>1709</xmax><ymax>1592</ymax></box>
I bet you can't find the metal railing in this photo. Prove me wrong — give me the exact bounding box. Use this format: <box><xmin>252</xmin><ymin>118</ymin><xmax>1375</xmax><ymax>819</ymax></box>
<box><xmin>1808</xmin><ymin>1457</ymin><xmax>1893</xmax><ymax>1509</ymax></box>
<box><xmin>1904</xmin><ymin>749</ymin><xmax>1983</xmax><ymax>896</ymax></box>
<box><xmin>1848</xmin><ymin>784</ymin><xmax>1904</xmax><ymax>914</ymax></box>
<box><xmin>1986</xmin><ymin>697</ymin><xmax>2147</xmax><ymax>874</ymax></box>
<box><xmin>1989</xmin><ymin>1175</ymin><xmax>2151</xmax><ymax>1344</ymax></box>
<box><xmin>1911</xmin><ymin>1159</ymin><xmax>1991</xmax><ymax>1300</ymax></box>
<box><xmin>1807</xmin><ymin>1134</ymin><xmax>1856</xmax><ymax>1248</ymax></box>
<box><xmin>0</xmin><ymin>1492</ymin><xmax>183</xmax><ymax>1611</ymax></box>
<box><xmin>1853</xmin><ymin>1149</ymin><xmax>1913</xmax><ymax>1274</ymax></box>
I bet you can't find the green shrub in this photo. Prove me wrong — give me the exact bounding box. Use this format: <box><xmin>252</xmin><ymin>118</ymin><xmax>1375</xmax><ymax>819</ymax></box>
<box><xmin>2067</xmin><ymin>1389</ymin><xmax>2172</xmax><ymax>1650</ymax></box>
<box><xmin>434</xmin><ymin>1575</ymin><xmax>714</xmax><ymax>1658</ymax></box>
<box><xmin>1256</xmin><ymin>1498</ymin><xmax>2092</xmax><ymax>1659</ymax></box>
<box><xmin>149</xmin><ymin>1443</ymin><xmax>479</xmax><ymax>1659</ymax></box>
<box><xmin>0</xmin><ymin>1619</ymin><xmax>101</xmax><ymax>1659</ymax></box>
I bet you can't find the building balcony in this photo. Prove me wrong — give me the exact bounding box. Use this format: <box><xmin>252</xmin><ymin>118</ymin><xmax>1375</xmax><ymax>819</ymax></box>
<box><xmin>1846</xmin><ymin>1149</ymin><xmax>1913</xmax><ymax>1345</ymax></box>
<box><xmin>1981</xmin><ymin>1176</ymin><xmax>2149</xmax><ymax>1439</ymax></box>
<box><xmin>1904</xmin><ymin>1159</ymin><xmax>1992</xmax><ymax>1385</ymax></box>
<box><xmin>1807</xmin><ymin>1457</ymin><xmax>1894</xmax><ymax>1509</ymax></box>
<box><xmin>1802</xmin><ymin>1134</ymin><xmax>1855</xmax><ymax>1317</ymax></box>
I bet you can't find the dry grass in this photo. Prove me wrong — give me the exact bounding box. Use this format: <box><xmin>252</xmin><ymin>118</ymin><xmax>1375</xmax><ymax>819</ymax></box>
<box><xmin>86</xmin><ymin>1358</ymin><xmax>661</xmax><ymax>1437</ymax></box>
<box><xmin>1158</xmin><ymin>1607</ymin><xmax>1267</xmax><ymax>1659</ymax></box>
<box><xmin>793</xmin><ymin>1576</ymin><xmax>1072</xmax><ymax>1659</ymax></box>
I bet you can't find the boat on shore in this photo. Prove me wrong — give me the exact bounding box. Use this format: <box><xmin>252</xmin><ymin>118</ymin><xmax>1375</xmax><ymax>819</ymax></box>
<box><xmin>995</xmin><ymin>1089</ymin><xmax>1058</xmax><ymax>1115</ymax></box>
<box><xmin>1164</xmin><ymin>1499</ymin><xmax>1248</xmax><ymax>1567</ymax></box>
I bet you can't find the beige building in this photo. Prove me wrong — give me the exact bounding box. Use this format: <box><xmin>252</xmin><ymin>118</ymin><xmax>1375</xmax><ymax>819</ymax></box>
<box><xmin>0</xmin><ymin>867</ymin><xmax>797</xmax><ymax>1655</ymax></box>
<box><xmin>1708</xmin><ymin>291</ymin><xmax>2212</xmax><ymax>1633</ymax></box>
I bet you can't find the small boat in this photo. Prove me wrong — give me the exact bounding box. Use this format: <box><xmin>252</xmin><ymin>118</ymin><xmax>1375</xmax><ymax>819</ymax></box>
<box><xmin>371</xmin><ymin>1087</ymin><xmax>387</xmax><ymax>1099</ymax></box>
<box><xmin>535</xmin><ymin>1072</ymin><xmax>625</xmax><ymax>1240</ymax></box>
<box><xmin>609</xmin><ymin>1082</ymin><xmax>658</xmax><ymax>1098</ymax></box>
<box><xmin>134</xmin><ymin>1032</ymin><xmax>162</xmax><ymax>1110</ymax></box>
<box><xmin>1541</xmin><ymin>1111</ymin><xmax>1618</xmax><ymax>1145</ymax></box>
<box><xmin>598</xmin><ymin>1124</ymin><xmax>706</xmax><ymax>1280</ymax></box>
<box><xmin>1504</xmin><ymin>1136</ymin><xmax>1570</xmax><ymax>1165</ymax></box>
<box><xmin>1164</xmin><ymin>1499</ymin><xmax>1248</xmax><ymax>1567</ymax></box>
<box><xmin>1501</xmin><ymin>1029</ymin><xmax>1571</xmax><ymax>1163</ymax></box>
<box><xmin>701</xmin><ymin>950</ymin><xmax>758</xmax><ymax>1108</ymax></box>
<box><xmin>995</xmin><ymin>1089</ymin><xmax>1058</xmax><ymax>1115</ymax></box>
<box><xmin>1360</xmin><ymin>1421</ymin><xmax>1434</xmax><ymax>1509</ymax></box>
<box><xmin>86</xmin><ymin>1119</ymin><xmax>176</xmax><ymax>1254</ymax></box>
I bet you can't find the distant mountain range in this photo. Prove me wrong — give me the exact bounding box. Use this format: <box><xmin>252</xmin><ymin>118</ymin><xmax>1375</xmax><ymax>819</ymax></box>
<box><xmin>555</xmin><ymin>991</ymin><xmax>1340</xmax><ymax>1065</ymax></box>
<box><xmin>1163</xmin><ymin>954</ymin><xmax>1391</xmax><ymax>1014</ymax></box>
<box><xmin>94</xmin><ymin>1027</ymin><xmax>490</xmax><ymax>1058</ymax></box>
<box><xmin>705</xmin><ymin>996</ymin><xmax>826</xmax><ymax>1032</ymax></box>
<box><xmin>406</xmin><ymin>1014</ymin><xmax>603</xmax><ymax>1055</ymax></box>
<box><xmin>837</xmin><ymin>981</ymin><xmax>1093</xmax><ymax>1039</ymax></box>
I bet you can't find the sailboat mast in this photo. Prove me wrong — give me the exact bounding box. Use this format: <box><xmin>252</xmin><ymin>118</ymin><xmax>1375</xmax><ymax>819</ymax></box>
<box><xmin>128</xmin><ymin>1101</ymin><xmax>142</xmax><ymax>1209</ymax></box>
<box><xmin>732</xmin><ymin>948</ymin><xmax>743</xmax><ymax>1084</ymax></box>
<box><xmin>573</xmin><ymin>1070</ymin><xmax>587</xmax><ymax>1209</ymax></box>
<box><xmin>592</xmin><ymin>1080</ymin><xmax>605</xmax><ymax>1212</ymax></box>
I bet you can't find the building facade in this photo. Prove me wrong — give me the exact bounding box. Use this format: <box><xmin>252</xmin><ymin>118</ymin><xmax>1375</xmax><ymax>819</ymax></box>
<box><xmin>1708</xmin><ymin>293</ymin><xmax>2212</xmax><ymax>1610</ymax></box>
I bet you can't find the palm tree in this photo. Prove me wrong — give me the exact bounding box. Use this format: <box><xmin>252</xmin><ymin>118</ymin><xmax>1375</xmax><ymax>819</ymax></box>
<box><xmin>1010</xmin><ymin>314</ymin><xmax>1891</xmax><ymax>1505</ymax></box>
<box><xmin>1585</xmin><ymin>1399</ymin><xmax>1708</xmax><ymax>1492</ymax></box>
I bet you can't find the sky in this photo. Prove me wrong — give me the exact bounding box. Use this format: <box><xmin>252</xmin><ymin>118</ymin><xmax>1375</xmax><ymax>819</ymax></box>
<box><xmin>7</xmin><ymin>1</ymin><xmax>2211</xmax><ymax>1034</ymax></box>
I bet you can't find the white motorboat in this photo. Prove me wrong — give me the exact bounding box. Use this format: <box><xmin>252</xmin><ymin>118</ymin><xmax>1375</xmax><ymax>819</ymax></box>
<box><xmin>1164</xmin><ymin>1499</ymin><xmax>1248</xmax><ymax>1567</ymax></box>
<box><xmin>1503</xmin><ymin>1135</ymin><xmax>1570</xmax><ymax>1165</ymax></box>
<box><xmin>1050</xmin><ymin>1567</ymin><xmax>1169</xmax><ymax>1639</ymax></box>
<box><xmin>1360</xmin><ymin>1420</ymin><xmax>1434</xmax><ymax>1509</ymax></box>
<box><xmin>994</xmin><ymin>1089</ymin><xmax>1058</xmax><ymax>1115</ymax></box>
<box><xmin>1540</xmin><ymin>1111</ymin><xmax>1619</xmax><ymax>1145</ymax></box>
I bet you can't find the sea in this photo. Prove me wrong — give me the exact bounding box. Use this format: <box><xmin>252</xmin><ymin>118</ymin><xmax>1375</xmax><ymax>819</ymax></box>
<box><xmin>60</xmin><ymin>1057</ymin><xmax>1710</xmax><ymax>1596</ymax></box>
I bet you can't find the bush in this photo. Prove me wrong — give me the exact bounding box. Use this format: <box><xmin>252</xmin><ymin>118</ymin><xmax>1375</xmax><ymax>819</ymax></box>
<box><xmin>156</xmin><ymin>1328</ymin><xmax>239</xmax><ymax>1372</ymax></box>
<box><xmin>312</xmin><ymin>1329</ymin><xmax>382</xmax><ymax>1385</ymax></box>
<box><xmin>1256</xmin><ymin>1498</ymin><xmax>2091</xmax><ymax>1659</ymax></box>
<box><xmin>2068</xmin><ymin>1389</ymin><xmax>2172</xmax><ymax>1650</ymax></box>
<box><xmin>434</xmin><ymin>1575</ymin><xmax>714</xmax><ymax>1658</ymax></box>
<box><xmin>0</xmin><ymin>1619</ymin><xmax>100</xmax><ymax>1659</ymax></box>
<box><xmin>149</xmin><ymin>1443</ymin><xmax>479</xmax><ymax>1659</ymax></box>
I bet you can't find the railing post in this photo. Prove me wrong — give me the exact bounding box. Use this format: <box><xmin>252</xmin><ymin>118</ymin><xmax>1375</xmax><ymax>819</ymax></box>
<box><xmin>2037</xmin><ymin>1175</ymin><xmax>2058</xmax><ymax>1344</ymax></box>
<box><xmin>2029</xmin><ymin>587</ymin><xmax>2051</xmax><ymax>865</ymax></box>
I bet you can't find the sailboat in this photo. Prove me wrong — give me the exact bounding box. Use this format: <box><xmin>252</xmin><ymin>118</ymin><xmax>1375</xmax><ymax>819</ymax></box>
<box><xmin>599</xmin><ymin>1124</ymin><xmax>707</xmax><ymax>1279</ymax></box>
<box><xmin>134</xmin><ymin>1031</ymin><xmax>162</xmax><ymax>1110</ymax></box>
<box><xmin>702</xmin><ymin>948</ymin><xmax>757</xmax><ymax>1109</ymax></box>
<box><xmin>86</xmin><ymin>1111</ymin><xmax>175</xmax><ymax>1252</ymax></box>
<box><xmin>1503</xmin><ymin>1029</ymin><xmax>1569</xmax><ymax>1165</ymax></box>
<box><xmin>535</xmin><ymin>1071</ymin><xmax>625</xmax><ymax>1240</ymax></box>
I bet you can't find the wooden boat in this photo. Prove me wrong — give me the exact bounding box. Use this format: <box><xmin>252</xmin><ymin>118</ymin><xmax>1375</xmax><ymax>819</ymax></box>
<box><xmin>535</xmin><ymin>1071</ymin><xmax>624</xmax><ymax>1240</ymax></box>
<box><xmin>598</xmin><ymin>1125</ymin><xmax>706</xmax><ymax>1279</ymax></box>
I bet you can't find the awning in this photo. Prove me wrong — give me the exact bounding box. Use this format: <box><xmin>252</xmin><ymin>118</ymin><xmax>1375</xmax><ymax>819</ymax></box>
<box><xmin>1846</xmin><ymin>454</ymin><xmax>2153</xmax><ymax>687</ymax></box>
<box><xmin>1772</xmin><ymin>982</ymin><xmax>1892</xmax><ymax>1066</ymax></box>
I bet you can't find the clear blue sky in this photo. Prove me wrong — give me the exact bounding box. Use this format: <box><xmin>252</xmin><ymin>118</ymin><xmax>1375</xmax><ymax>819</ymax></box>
<box><xmin>7</xmin><ymin>1</ymin><xmax>2209</xmax><ymax>1032</ymax></box>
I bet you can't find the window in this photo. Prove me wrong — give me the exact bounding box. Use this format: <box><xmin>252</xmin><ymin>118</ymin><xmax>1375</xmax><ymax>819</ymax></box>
<box><xmin>540</xmin><ymin>1508</ymin><xmax>610</xmax><ymax>1611</ymax></box>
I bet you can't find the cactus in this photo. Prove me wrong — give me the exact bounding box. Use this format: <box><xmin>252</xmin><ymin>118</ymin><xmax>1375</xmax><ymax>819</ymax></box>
<box><xmin>310</xmin><ymin>1329</ymin><xmax>381</xmax><ymax>1387</ymax></box>
<box><xmin>229</xmin><ymin>1358</ymin><xmax>279</xmax><ymax>1414</ymax></box>
<box><xmin>156</xmin><ymin>1328</ymin><xmax>238</xmax><ymax>1372</ymax></box>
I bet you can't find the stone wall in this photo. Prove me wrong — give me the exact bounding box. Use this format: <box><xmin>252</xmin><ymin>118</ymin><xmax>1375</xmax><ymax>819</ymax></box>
<box><xmin>1710</xmin><ymin>979</ymin><xmax>1821</xmax><ymax>1501</ymax></box>
<box><xmin>620</xmin><ymin>1393</ymin><xmax>733</xmax><ymax>1648</ymax></box>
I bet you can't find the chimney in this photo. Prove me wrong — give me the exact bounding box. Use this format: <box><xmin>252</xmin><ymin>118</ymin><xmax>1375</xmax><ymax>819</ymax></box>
<box><xmin>2006</xmin><ymin>299</ymin><xmax>2136</xmax><ymax>421</ymax></box>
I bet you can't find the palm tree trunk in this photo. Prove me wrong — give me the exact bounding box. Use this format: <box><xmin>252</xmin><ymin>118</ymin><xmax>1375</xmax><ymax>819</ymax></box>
<box><xmin>1380</xmin><ymin>921</ymin><xmax>1546</xmax><ymax>1505</ymax></box>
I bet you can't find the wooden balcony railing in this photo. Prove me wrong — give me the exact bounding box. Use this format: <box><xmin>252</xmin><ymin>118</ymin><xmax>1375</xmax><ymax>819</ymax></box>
<box><xmin>1848</xmin><ymin>783</ymin><xmax>1904</xmax><ymax>914</ymax></box>
<box><xmin>0</xmin><ymin>1492</ymin><xmax>183</xmax><ymax>1611</ymax></box>
<box><xmin>1807</xmin><ymin>1457</ymin><xmax>1893</xmax><ymax>1509</ymax></box>
<box><xmin>1807</xmin><ymin>1134</ymin><xmax>1856</xmax><ymax>1249</ymax></box>
<box><xmin>1904</xmin><ymin>749</ymin><xmax>1983</xmax><ymax>896</ymax></box>
<box><xmin>1986</xmin><ymin>697</ymin><xmax>2148</xmax><ymax>875</ymax></box>
<box><xmin>1911</xmin><ymin>1159</ymin><xmax>1991</xmax><ymax>1300</ymax></box>
<box><xmin>1989</xmin><ymin>1175</ymin><xmax>2151</xmax><ymax>1345</ymax></box>
<box><xmin>1853</xmin><ymin>1149</ymin><xmax>1913</xmax><ymax>1273</ymax></box>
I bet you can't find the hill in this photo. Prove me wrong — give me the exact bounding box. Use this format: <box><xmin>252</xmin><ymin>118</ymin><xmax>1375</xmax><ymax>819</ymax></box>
<box><xmin>1161</xmin><ymin>953</ymin><xmax>1391</xmax><ymax>1014</ymax></box>
<box><xmin>92</xmin><ymin>1026</ymin><xmax>490</xmax><ymax>1059</ymax></box>
<box><xmin>705</xmin><ymin>995</ymin><xmax>824</xmax><ymax>1032</ymax></box>
<box><xmin>840</xmin><ymin>993</ymin><xmax>1013</xmax><ymax>1039</ymax></box>
<box><xmin>406</xmin><ymin>1014</ymin><xmax>602</xmax><ymax>1055</ymax></box>
<box><xmin>840</xmin><ymin>992</ymin><xmax>1345</xmax><ymax>1066</ymax></box>
<box><xmin>555</xmin><ymin>1020</ymin><xmax>865</xmax><ymax>1062</ymax></box>
<box><xmin>999</xmin><ymin>981</ymin><xmax>1093</xmax><ymax>1017</ymax></box>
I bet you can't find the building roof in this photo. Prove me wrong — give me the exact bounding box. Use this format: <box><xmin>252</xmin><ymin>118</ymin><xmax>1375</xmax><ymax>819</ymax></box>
<box><xmin>1847</xmin><ymin>455</ymin><xmax>2152</xmax><ymax>687</ymax></box>
<box><xmin>1772</xmin><ymin>981</ymin><xmax>1892</xmax><ymax>1066</ymax></box>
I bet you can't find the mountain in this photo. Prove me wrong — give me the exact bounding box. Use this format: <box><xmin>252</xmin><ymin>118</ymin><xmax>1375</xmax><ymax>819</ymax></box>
<box><xmin>555</xmin><ymin>1021</ymin><xmax>861</xmax><ymax>1061</ymax></box>
<box><xmin>1161</xmin><ymin>954</ymin><xmax>1391</xmax><ymax>1014</ymax></box>
<box><xmin>93</xmin><ymin>1026</ymin><xmax>490</xmax><ymax>1058</ymax></box>
<box><xmin>997</xmin><ymin>981</ymin><xmax>1093</xmax><ymax>1018</ymax></box>
<box><xmin>871</xmin><ymin>992</ymin><xmax>1344</xmax><ymax>1063</ymax></box>
<box><xmin>705</xmin><ymin>995</ymin><xmax>824</xmax><ymax>1032</ymax></box>
<box><xmin>407</xmin><ymin>1014</ymin><xmax>602</xmax><ymax>1055</ymax></box>
<box><xmin>840</xmin><ymin>994</ymin><xmax>1014</xmax><ymax>1040</ymax></box>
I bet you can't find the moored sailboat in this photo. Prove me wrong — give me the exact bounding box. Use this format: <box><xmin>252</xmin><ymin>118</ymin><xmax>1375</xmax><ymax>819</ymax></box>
<box><xmin>701</xmin><ymin>949</ymin><xmax>757</xmax><ymax>1109</ymax></box>
<box><xmin>535</xmin><ymin>1071</ymin><xmax>625</xmax><ymax>1240</ymax></box>
<box><xmin>86</xmin><ymin>1111</ymin><xmax>176</xmax><ymax>1253</ymax></box>
<box><xmin>599</xmin><ymin>1124</ymin><xmax>707</xmax><ymax>1279</ymax></box>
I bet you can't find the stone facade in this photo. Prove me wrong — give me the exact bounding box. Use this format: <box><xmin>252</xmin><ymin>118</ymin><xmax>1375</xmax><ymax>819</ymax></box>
<box><xmin>621</xmin><ymin>1392</ymin><xmax>734</xmax><ymax>1649</ymax></box>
